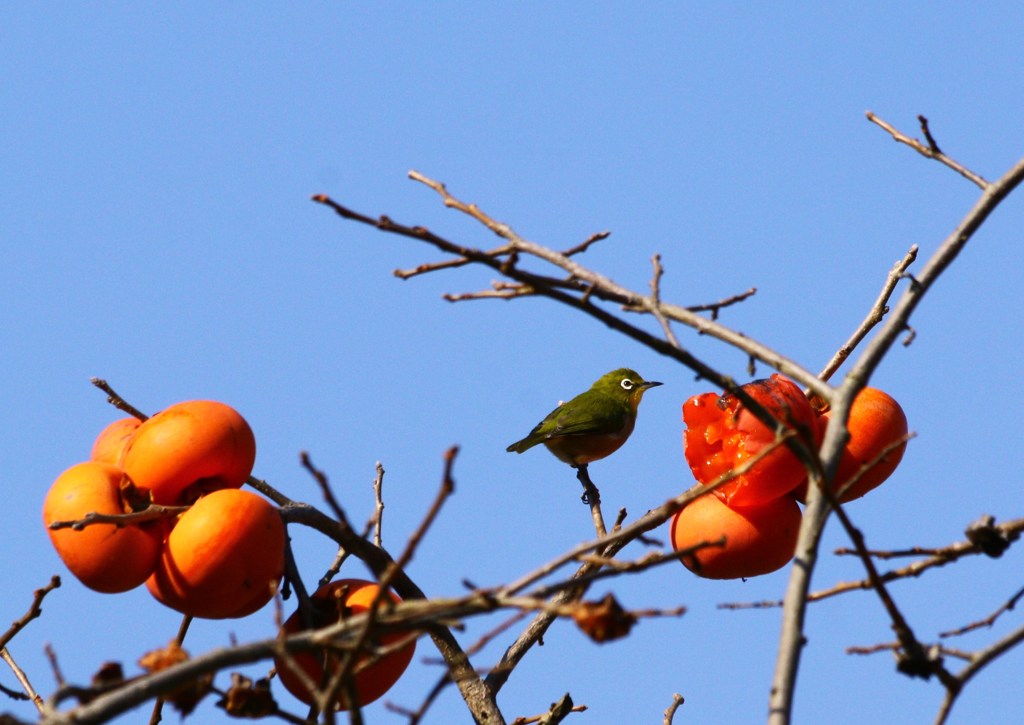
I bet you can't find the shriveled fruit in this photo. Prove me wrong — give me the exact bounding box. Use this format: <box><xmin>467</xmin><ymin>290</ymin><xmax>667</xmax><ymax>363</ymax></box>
<box><xmin>683</xmin><ymin>374</ymin><xmax>820</xmax><ymax>506</ymax></box>
<box><xmin>90</xmin><ymin>417</ymin><xmax>142</xmax><ymax>465</ymax></box>
<box><xmin>146</xmin><ymin>488</ymin><xmax>284</xmax><ymax>619</ymax></box>
<box><xmin>794</xmin><ymin>387</ymin><xmax>908</xmax><ymax>503</ymax></box>
<box><xmin>43</xmin><ymin>461</ymin><xmax>162</xmax><ymax>593</ymax></box>
<box><xmin>275</xmin><ymin>579</ymin><xmax>416</xmax><ymax>710</ymax></box>
<box><xmin>120</xmin><ymin>400</ymin><xmax>256</xmax><ymax>505</ymax></box>
<box><xmin>670</xmin><ymin>492</ymin><xmax>801</xmax><ymax>579</ymax></box>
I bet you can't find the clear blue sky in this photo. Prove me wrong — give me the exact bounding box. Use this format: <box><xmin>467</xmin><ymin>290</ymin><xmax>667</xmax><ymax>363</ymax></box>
<box><xmin>3</xmin><ymin>4</ymin><xmax>1023</xmax><ymax>723</ymax></box>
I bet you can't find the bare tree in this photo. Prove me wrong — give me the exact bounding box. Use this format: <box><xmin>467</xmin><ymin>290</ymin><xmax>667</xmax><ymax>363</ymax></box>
<box><xmin>6</xmin><ymin>113</ymin><xmax>1022</xmax><ymax>725</ymax></box>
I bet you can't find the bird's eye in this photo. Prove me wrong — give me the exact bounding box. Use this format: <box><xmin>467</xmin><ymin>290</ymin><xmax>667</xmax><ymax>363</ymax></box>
<box><xmin>621</xmin><ymin>379</ymin><xmax>635</xmax><ymax>390</ymax></box>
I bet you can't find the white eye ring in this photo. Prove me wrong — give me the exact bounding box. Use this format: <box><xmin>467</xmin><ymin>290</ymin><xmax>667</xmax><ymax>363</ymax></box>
<box><xmin>621</xmin><ymin>379</ymin><xmax>635</xmax><ymax>390</ymax></box>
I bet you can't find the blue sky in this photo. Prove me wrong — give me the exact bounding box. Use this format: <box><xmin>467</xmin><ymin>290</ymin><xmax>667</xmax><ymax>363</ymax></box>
<box><xmin>3</xmin><ymin>4</ymin><xmax>1024</xmax><ymax>723</ymax></box>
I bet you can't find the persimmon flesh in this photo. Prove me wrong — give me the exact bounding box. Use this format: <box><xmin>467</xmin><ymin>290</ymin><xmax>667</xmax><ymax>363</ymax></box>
<box><xmin>42</xmin><ymin>461</ymin><xmax>162</xmax><ymax>593</ymax></box>
<box><xmin>683</xmin><ymin>374</ymin><xmax>819</xmax><ymax>507</ymax></box>
<box><xmin>670</xmin><ymin>492</ymin><xmax>801</xmax><ymax>579</ymax></box>
<box><xmin>120</xmin><ymin>400</ymin><xmax>256</xmax><ymax>505</ymax></box>
<box><xmin>794</xmin><ymin>387</ymin><xmax>908</xmax><ymax>503</ymax></box>
<box><xmin>146</xmin><ymin>488</ymin><xmax>284</xmax><ymax>619</ymax></box>
<box><xmin>275</xmin><ymin>579</ymin><xmax>416</xmax><ymax>710</ymax></box>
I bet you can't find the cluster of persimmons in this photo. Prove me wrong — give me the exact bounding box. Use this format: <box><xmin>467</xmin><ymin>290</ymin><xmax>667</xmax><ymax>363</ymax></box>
<box><xmin>671</xmin><ymin>374</ymin><xmax>908</xmax><ymax>579</ymax></box>
<box><xmin>42</xmin><ymin>400</ymin><xmax>414</xmax><ymax>711</ymax></box>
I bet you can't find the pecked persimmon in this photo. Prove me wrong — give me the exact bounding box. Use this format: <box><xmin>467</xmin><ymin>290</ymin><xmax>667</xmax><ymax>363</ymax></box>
<box><xmin>146</xmin><ymin>488</ymin><xmax>284</xmax><ymax>619</ymax></box>
<box><xmin>43</xmin><ymin>461</ymin><xmax>162</xmax><ymax>593</ymax></box>
<box><xmin>670</xmin><ymin>492</ymin><xmax>801</xmax><ymax>579</ymax></box>
<box><xmin>120</xmin><ymin>400</ymin><xmax>256</xmax><ymax>505</ymax></box>
<box><xmin>794</xmin><ymin>387</ymin><xmax>908</xmax><ymax>503</ymax></box>
<box><xmin>275</xmin><ymin>579</ymin><xmax>416</xmax><ymax>710</ymax></box>
<box><xmin>90</xmin><ymin>417</ymin><xmax>142</xmax><ymax>465</ymax></box>
<box><xmin>682</xmin><ymin>374</ymin><xmax>820</xmax><ymax>507</ymax></box>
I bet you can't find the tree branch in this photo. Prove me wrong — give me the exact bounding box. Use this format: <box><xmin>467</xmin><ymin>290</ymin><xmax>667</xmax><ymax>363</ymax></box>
<box><xmin>768</xmin><ymin>122</ymin><xmax>1024</xmax><ymax>723</ymax></box>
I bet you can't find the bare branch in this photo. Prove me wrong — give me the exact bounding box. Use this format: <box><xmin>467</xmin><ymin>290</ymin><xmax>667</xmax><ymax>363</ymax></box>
<box><xmin>372</xmin><ymin>461</ymin><xmax>385</xmax><ymax>548</ymax></box>
<box><xmin>918</xmin><ymin>115</ymin><xmax>943</xmax><ymax>154</ymax></box>
<box><xmin>89</xmin><ymin>378</ymin><xmax>149</xmax><ymax>421</ymax></box>
<box><xmin>817</xmin><ymin>245</ymin><xmax>918</xmax><ymax>383</ymax></box>
<box><xmin>562</xmin><ymin>230</ymin><xmax>611</xmax><ymax>257</ymax></box>
<box><xmin>769</xmin><ymin>150</ymin><xmax>1024</xmax><ymax>724</ymax></box>
<box><xmin>828</xmin><ymin>500</ymin><xmax>955</xmax><ymax>685</ymax></box>
<box><xmin>865</xmin><ymin>112</ymin><xmax>989</xmax><ymax>189</ymax></box>
<box><xmin>0</xmin><ymin>576</ymin><xmax>60</xmax><ymax>712</ymax></box>
<box><xmin>311</xmin><ymin>186</ymin><xmax>831</xmax><ymax>401</ymax></box>
<box><xmin>663</xmin><ymin>693</ymin><xmax>685</xmax><ymax>725</ymax></box>
<box><xmin>934</xmin><ymin>623</ymin><xmax>1024</xmax><ymax>725</ymax></box>
<box><xmin>509</xmin><ymin>693</ymin><xmax>584</xmax><ymax>725</ymax></box>
<box><xmin>684</xmin><ymin>287</ymin><xmax>757</xmax><ymax>320</ymax></box>
<box><xmin>725</xmin><ymin>515</ymin><xmax>1024</xmax><ymax>610</ymax></box>
<box><xmin>47</xmin><ymin>505</ymin><xmax>188</xmax><ymax>531</ymax></box>
<box><xmin>940</xmin><ymin>584</ymin><xmax>1024</xmax><ymax>638</ymax></box>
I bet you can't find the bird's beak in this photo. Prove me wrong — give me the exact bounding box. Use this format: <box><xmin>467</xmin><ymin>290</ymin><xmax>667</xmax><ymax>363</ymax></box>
<box><xmin>643</xmin><ymin>381</ymin><xmax>663</xmax><ymax>389</ymax></box>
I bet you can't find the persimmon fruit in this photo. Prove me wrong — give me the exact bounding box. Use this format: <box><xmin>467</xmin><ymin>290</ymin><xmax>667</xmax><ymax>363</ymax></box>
<box><xmin>670</xmin><ymin>492</ymin><xmax>801</xmax><ymax>579</ymax></box>
<box><xmin>146</xmin><ymin>488</ymin><xmax>284</xmax><ymax>619</ymax></box>
<box><xmin>90</xmin><ymin>417</ymin><xmax>142</xmax><ymax>465</ymax></box>
<box><xmin>275</xmin><ymin>579</ymin><xmax>416</xmax><ymax>710</ymax></box>
<box><xmin>43</xmin><ymin>461</ymin><xmax>162</xmax><ymax>593</ymax></box>
<box><xmin>682</xmin><ymin>374</ymin><xmax>819</xmax><ymax>507</ymax></box>
<box><xmin>120</xmin><ymin>400</ymin><xmax>256</xmax><ymax>505</ymax></box>
<box><xmin>794</xmin><ymin>387</ymin><xmax>908</xmax><ymax>503</ymax></box>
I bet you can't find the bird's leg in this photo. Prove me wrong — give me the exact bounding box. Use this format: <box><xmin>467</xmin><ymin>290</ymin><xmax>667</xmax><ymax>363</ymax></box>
<box><xmin>574</xmin><ymin>464</ymin><xmax>607</xmax><ymax>538</ymax></box>
<box><xmin>574</xmin><ymin>464</ymin><xmax>601</xmax><ymax>505</ymax></box>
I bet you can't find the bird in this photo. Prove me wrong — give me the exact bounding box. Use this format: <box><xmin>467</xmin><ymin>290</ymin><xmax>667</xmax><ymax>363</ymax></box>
<box><xmin>507</xmin><ymin>368</ymin><xmax>662</xmax><ymax>502</ymax></box>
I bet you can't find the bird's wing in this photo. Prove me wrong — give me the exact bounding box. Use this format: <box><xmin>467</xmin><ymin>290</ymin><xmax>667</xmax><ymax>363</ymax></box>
<box><xmin>545</xmin><ymin>392</ymin><xmax>628</xmax><ymax>437</ymax></box>
<box><xmin>506</xmin><ymin>392</ymin><xmax>629</xmax><ymax>453</ymax></box>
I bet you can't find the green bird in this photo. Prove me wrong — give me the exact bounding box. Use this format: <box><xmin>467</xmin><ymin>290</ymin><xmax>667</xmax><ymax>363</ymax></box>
<box><xmin>507</xmin><ymin>368</ymin><xmax>662</xmax><ymax>501</ymax></box>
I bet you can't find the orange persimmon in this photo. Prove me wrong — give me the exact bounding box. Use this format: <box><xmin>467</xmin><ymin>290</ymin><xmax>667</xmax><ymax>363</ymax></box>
<box><xmin>90</xmin><ymin>417</ymin><xmax>142</xmax><ymax>465</ymax></box>
<box><xmin>146</xmin><ymin>488</ymin><xmax>284</xmax><ymax>619</ymax></box>
<box><xmin>682</xmin><ymin>374</ymin><xmax>820</xmax><ymax>507</ymax></box>
<box><xmin>275</xmin><ymin>579</ymin><xmax>416</xmax><ymax>710</ymax></box>
<box><xmin>43</xmin><ymin>461</ymin><xmax>162</xmax><ymax>593</ymax></box>
<box><xmin>670</xmin><ymin>492</ymin><xmax>801</xmax><ymax>579</ymax></box>
<box><xmin>794</xmin><ymin>387</ymin><xmax>908</xmax><ymax>503</ymax></box>
<box><xmin>120</xmin><ymin>400</ymin><xmax>256</xmax><ymax>505</ymax></box>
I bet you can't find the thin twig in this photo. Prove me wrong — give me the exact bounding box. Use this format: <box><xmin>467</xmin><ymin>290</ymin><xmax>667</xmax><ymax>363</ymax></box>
<box><xmin>934</xmin><ymin>623</ymin><xmax>1024</xmax><ymax>725</ymax></box>
<box><xmin>940</xmin><ymin>584</ymin><xmax>1024</xmax><ymax>638</ymax></box>
<box><xmin>89</xmin><ymin>378</ymin><xmax>149</xmax><ymax>421</ymax></box>
<box><xmin>562</xmin><ymin>230</ymin><xmax>611</xmax><ymax>257</ymax></box>
<box><xmin>47</xmin><ymin>505</ymin><xmax>188</xmax><ymax>531</ymax></box>
<box><xmin>865</xmin><ymin>112</ymin><xmax>989</xmax><ymax>189</ymax></box>
<box><xmin>684</xmin><ymin>287</ymin><xmax>756</xmax><ymax>320</ymax></box>
<box><xmin>918</xmin><ymin>115</ymin><xmax>943</xmax><ymax>154</ymax></box>
<box><xmin>817</xmin><ymin>245</ymin><xmax>918</xmax><ymax>383</ymax></box>
<box><xmin>0</xmin><ymin>576</ymin><xmax>59</xmax><ymax>712</ymax></box>
<box><xmin>795</xmin><ymin>515</ymin><xmax>1022</xmax><ymax>607</ymax></box>
<box><xmin>300</xmin><ymin>451</ymin><xmax>348</xmax><ymax>523</ymax></box>
<box><xmin>663</xmin><ymin>693</ymin><xmax>685</xmax><ymax>725</ymax></box>
<box><xmin>646</xmin><ymin>253</ymin><xmax>681</xmax><ymax>348</ymax></box>
<box><xmin>372</xmin><ymin>461</ymin><xmax>385</xmax><ymax>548</ymax></box>
<box><xmin>0</xmin><ymin>577</ymin><xmax>61</xmax><ymax>652</ymax></box>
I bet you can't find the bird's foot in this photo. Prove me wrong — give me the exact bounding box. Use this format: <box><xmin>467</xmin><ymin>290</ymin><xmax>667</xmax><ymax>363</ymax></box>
<box><xmin>574</xmin><ymin>465</ymin><xmax>601</xmax><ymax>506</ymax></box>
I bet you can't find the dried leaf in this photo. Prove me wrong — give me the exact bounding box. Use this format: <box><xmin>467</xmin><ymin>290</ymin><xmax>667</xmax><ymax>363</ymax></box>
<box><xmin>571</xmin><ymin>593</ymin><xmax>636</xmax><ymax>643</ymax></box>
<box><xmin>216</xmin><ymin>672</ymin><xmax>278</xmax><ymax>718</ymax></box>
<box><xmin>139</xmin><ymin>640</ymin><xmax>212</xmax><ymax>716</ymax></box>
<box><xmin>138</xmin><ymin>641</ymin><xmax>189</xmax><ymax>673</ymax></box>
<box><xmin>90</xmin><ymin>661</ymin><xmax>124</xmax><ymax>689</ymax></box>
